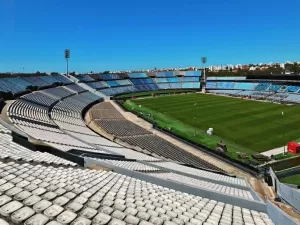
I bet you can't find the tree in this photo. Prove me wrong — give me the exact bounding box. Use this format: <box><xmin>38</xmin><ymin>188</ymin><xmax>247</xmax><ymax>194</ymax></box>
<box><xmin>103</xmin><ymin>71</ymin><xmax>110</xmax><ymax>74</ymax></box>
<box><xmin>290</xmin><ymin>63</ymin><xmax>300</xmax><ymax>74</ymax></box>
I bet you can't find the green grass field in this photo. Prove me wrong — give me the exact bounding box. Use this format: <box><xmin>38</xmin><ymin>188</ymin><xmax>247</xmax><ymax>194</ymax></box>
<box><xmin>280</xmin><ymin>174</ymin><xmax>300</xmax><ymax>186</ymax></box>
<box><xmin>123</xmin><ymin>93</ymin><xmax>300</xmax><ymax>161</ymax></box>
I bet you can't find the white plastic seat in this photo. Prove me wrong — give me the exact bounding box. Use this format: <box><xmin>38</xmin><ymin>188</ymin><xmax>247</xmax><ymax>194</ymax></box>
<box><xmin>56</xmin><ymin>210</ymin><xmax>77</xmax><ymax>224</ymax></box>
<box><xmin>11</xmin><ymin>206</ymin><xmax>35</xmax><ymax>224</ymax></box>
<box><xmin>33</xmin><ymin>200</ymin><xmax>52</xmax><ymax>213</ymax></box>
<box><xmin>99</xmin><ymin>206</ymin><xmax>114</xmax><ymax>215</ymax></box>
<box><xmin>0</xmin><ymin>218</ymin><xmax>9</xmax><ymax>225</ymax></box>
<box><xmin>0</xmin><ymin>195</ymin><xmax>12</xmax><ymax>207</ymax></box>
<box><xmin>150</xmin><ymin>216</ymin><xmax>164</xmax><ymax>225</ymax></box>
<box><xmin>93</xmin><ymin>212</ymin><xmax>112</xmax><ymax>225</ymax></box>
<box><xmin>86</xmin><ymin>201</ymin><xmax>100</xmax><ymax>209</ymax></box>
<box><xmin>23</xmin><ymin>195</ymin><xmax>41</xmax><ymax>206</ymax></box>
<box><xmin>63</xmin><ymin>192</ymin><xmax>77</xmax><ymax>200</ymax></box>
<box><xmin>53</xmin><ymin>197</ymin><xmax>70</xmax><ymax>206</ymax></box>
<box><xmin>6</xmin><ymin>186</ymin><xmax>23</xmax><ymax>197</ymax></box>
<box><xmin>24</xmin><ymin>213</ymin><xmax>49</xmax><ymax>225</ymax></box>
<box><xmin>108</xmin><ymin>218</ymin><xmax>126</xmax><ymax>225</ymax></box>
<box><xmin>43</xmin><ymin>192</ymin><xmax>58</xmax><ymax>201</ymax></box>
<box><xmin>71</xmin><ymin>217</ymin><xmax>91</xmax><ymax>225</ymax></box>
<box><xmin>44</xmin><ymin>204</ymin><xmax>64</xmax><ymax>219</ymax></box>
<box><xmin>79</xmin><ymin>207</ymin><xmax>97</xmax><ymax>219</ymax></box>
<box><xmin>0</xmin><ymin>183</ymin><xmax>14</xmax><ymax>192</ymax></box>
<box><xmin>46</xmin><ymin>221</ymin><xmax>62</xmax><ymax>225</ymax></box>
<box><xmin>0</xmin><ymin>200</ymin><xmax>23</xmax><ymax>217</ymax></box>
<box><xmin>111</xmin><ymin>210</ymin><xmax>126</xmax><ymax>220</ymax></box>
<box><xmin>66</xmin><ymin>202</ymin><xmax>83</xmax><ymax>213</ymax></box>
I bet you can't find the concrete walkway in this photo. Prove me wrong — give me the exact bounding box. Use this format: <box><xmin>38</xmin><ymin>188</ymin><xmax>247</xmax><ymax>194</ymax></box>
<box><xmin>261</xmin><ymin>146</ymin><xmax>287</xmax><ymax>157</ymax></box>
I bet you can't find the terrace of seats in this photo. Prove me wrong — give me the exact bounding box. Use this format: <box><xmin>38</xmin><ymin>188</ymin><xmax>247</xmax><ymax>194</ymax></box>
<box><xmin>7</xmin><ymin>85</ymin><xmax>108</xmax><ymax>152</ymax></box>
<box><xmin>67</xmin><ymin>72</ymin><xmax>201</xmax><ymax>97</ymax></box>
<box><xmin>0</xmin><ymin>123</ymin><xmax>76</xmax><ymax>166</ymax></box>
<box><xmin>4</xmin><ymin>85</ymin><xmax>260</xmax><ymax>193</ymax></box>
<box><xmin>0</xmin><ymin>75</ymin><xmax>71</xmax><ymax>96</ymax></box>
<box><xmin>0</xmin><ymin>82</ymin><xmax>297</xmax><ymax>224</ymax></box>
<box><xmin>87</xmin><ymin>102</ymin><xmax>226</xmax><ymax>173</ymax></box>
<box><xmin>205</xmin><ymin>79</ymin><xmax>300</xmax><ymax>103</ymax></box>
<box><xmin>0</xmin><ymin>158</ymin><xmax>275</xmax><ymax>225</ymax></box>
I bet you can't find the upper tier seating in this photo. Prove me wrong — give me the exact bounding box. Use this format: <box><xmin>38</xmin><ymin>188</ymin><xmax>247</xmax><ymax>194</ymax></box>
<box><xmin>155</xmin><ymin>78</ymin><xmax>168</xmax><ymax>83</ymax></box>
<box><xmin>131</xmin><ymin>79</ymin><xmax>154</xmax><ymax>85</ymax></box>
<box><xmin>182</xmin><ymin>82</ymin><xmax>200</xmax><ymax>89</ymax></box>
<box><xmin>41</xmin><ymin>87</ymin><xmax>75</xmax><ymax>100</ymax></box>
<box><xmin>167</xmin><ymin>77</ymin><xmax>180</xmax><ymax>83</ymax></box>
<box><xmin>128</xmin><ymin>73</ymin><xmax>148</xmax><ymax>78</ymax></box>
<box><xmin>75</xmin><ymin>74</ymin><xmax>95</xmax><ymax>82</ymax></box>
<box><xmin>21</xmin><ymin>92</ymin><xmax>57</xmax><ymax>107</ymax></box>
<box><xmin>207</xmin><ymin>77</ymin><xmax>246</xmax><ymax>80</ymax></box>
<box><xmin>268</xmin><ymin>84</ymin><xmax>282</xmax><ymax>92</ymax></box>
<box><xmin>169</xmin><ymin>83</ymin><xmax>181</xmax><ymax>89</ymax></box>
<box><xmin>100</xmin><ymin>74</ymin><xmax>121</xmax><ymax>80</ymax></box>
<box><xmin>86</xmin><ymin>81</ymin><xmax>108</xmax><ymax>89</ymax></box>
<box><xmin>22</xmin><ymin>76</ymin><xmax>54</xmax><ymax>87</ymax></box>
<box><xmin>0</xmin><ymin>75</ymin><xmax>71</xmax><ymax>94</ymax></box>
<box><xmin>156</xmin><ymin>72</ymin><xmax>175</xmax><ymax>77</ymax></box>
<box><xmin>181</xmin><ymin>77</ymin><xmax>199</xmax><ymax>82</ymax></box>
<box><xmin>216</xmin><ymin>82</ymin><xmax>235</xmax><ymax>89</ymax></box>
<box><xmin>184</xmin><ymin>71</ymin><xmax>202</xmax><ymax>77</ymax></box>
<box><xmin>105</xmin><ymin>81</ymin><xmax>121</xmax><ymax>87</ymax></box>
<box><xmin>157</xmin><ymin>83</ymin><xmax>171</xmax><ymax>89</ymax></box>
<box><xmin>254</xmin><ymin>83</ymin><xmax>271</xmax><ymax>91</ymax></box>
<box><xmin>116</xmin><ymin>79</ymin><xmax>132</xmax><ymax>86</ymax></box>
<box><xmin>234</xmin><ymin>82</ymin><xmax>257</xmax><ymax>90</ymax></box>
<box><xmin>206</xmin><ymin>82</ymin><xmax>217</xmax><ymax>89</ymax></box>
<box><xmin>286</xmin><ymin>85</ymin><xmax>300</xmax><ymax>93</ymax></box>
<box><xmin>52</xmin><ymin>75</ymin><xmax>73</xmax><ymax>84</ymax></box>
<box><xmin>8</xmin><ymin>88</ymin><xmax>109</xmax><ymax>152</ymax></box>
<box><xmin>64</xmin><ymin>84</ymin><xmax>87</xmax><ymax>93</ymax></box>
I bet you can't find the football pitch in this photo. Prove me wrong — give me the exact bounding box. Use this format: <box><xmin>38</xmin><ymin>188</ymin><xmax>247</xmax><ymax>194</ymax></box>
<box><xmin>123</xmin><ymin>93</ymin><xmax>300</xmax><ymax>158</ymax></box>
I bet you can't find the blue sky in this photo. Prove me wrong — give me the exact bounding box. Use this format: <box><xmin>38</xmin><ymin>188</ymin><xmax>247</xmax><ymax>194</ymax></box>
<box><xmin>0</xmin><ymin>0</ymin><xmax>300</xmax><ymax>72</ymax></box>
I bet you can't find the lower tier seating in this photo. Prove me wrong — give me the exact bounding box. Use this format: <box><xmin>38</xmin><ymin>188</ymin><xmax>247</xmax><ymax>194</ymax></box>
<box><xmin>89</xmin><ymin>102</ymin><xmax>225</xmax><ymax>173</ymax></box>
<box><xmin>0</xmin><ymin>159</ymin><xmax>274</xmax><ymax>225</ymax></box>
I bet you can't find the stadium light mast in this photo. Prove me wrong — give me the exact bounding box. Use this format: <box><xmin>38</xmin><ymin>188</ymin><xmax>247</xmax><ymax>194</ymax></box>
<box><xmin>194</xmin><ymin>103</ymin><xmax>197</xmax><ymax>136</ymax></box>
<box><xmin>201</xmin><ymin>57</ymin><xmax>207</xmax><ymax>93</ymax></box>
<box><xmin>65</xmin><ymin>49</ymin><xmax>70</xmax><ymax>77</ymax></box>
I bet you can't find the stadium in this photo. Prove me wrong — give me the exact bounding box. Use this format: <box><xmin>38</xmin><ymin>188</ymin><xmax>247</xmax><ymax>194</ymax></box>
<box><xmin>0</xmin><ymin>71</ymin><xmax>299</xmax><ymax>225</ymax></box>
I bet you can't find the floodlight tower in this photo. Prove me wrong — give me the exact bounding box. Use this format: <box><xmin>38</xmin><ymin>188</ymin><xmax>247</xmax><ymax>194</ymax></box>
<box><xmin>65</xmin><ymin>49</ymin><xmax>70</xmax><ymax>77</ymax></box>
<box><xmin>201</xmin><ymin>57</ymin><xmax>207</xmax><ymax>93</ymax></box>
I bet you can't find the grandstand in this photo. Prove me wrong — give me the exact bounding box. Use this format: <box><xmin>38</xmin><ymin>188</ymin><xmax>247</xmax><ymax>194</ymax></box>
<box><xmin>205</xmin><ymin>76</ymin><xmax>300</xmax><ymax>103</ymax></box>
<box><xmin>0</xmin><ymin>72</ymin><xmax>298</xmax><ymax>224</ymax></box>
<box><xmin>68</xmin><ymin>71</ymin><xmax>201</xmax><ymax>97</ymax></box>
